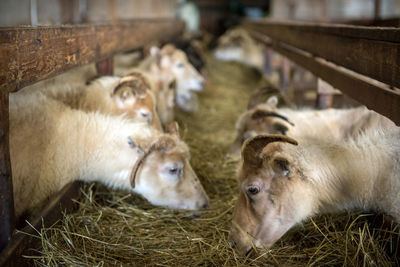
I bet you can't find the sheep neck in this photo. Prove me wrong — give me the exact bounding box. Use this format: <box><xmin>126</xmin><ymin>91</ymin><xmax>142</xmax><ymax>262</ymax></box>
<box><xmin>303</xmin><ymin>133</ymin><xmax>400</xmax><ymax>221</ymax></box>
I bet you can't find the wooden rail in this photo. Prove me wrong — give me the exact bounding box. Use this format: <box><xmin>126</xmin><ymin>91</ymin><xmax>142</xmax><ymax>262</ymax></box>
<box><xmin>0</xmin><ymin>19</ymin><xmax>184</xmax><ymax>93</ymax></box>
<box><xmin>243</xmin><ymin>19</ymin><xmax>400</xmax><ymax>89</ymax></box>
<box><xmin>0</xmin><ymin>18</ymin><xmax>184</xmax><ymax>264</ymax></box>
<box><xmin>244</xmin><ymin>20</ymin><xmax>400</xmax><ymax>126</ymax></box>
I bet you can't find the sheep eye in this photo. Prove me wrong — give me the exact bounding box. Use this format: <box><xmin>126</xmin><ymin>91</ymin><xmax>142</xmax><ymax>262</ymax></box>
<box><xmin>247</xmin><ymin>185</ymin><xmax>260</xmax><ymax>195</ymax></box>
<box><xmin>176</xmin><ymin>62</ymin><xmax>185</xmax><ymax>68</ymax></box>
<box><xmin>275</xmin><ymin>125</ymin><xmax>287</xmax><ymax>136</ymax></box>
<box><xmin>169</xmin><ymin>167</ymin><xmax>178</xmax><ymax>175</ymax></box>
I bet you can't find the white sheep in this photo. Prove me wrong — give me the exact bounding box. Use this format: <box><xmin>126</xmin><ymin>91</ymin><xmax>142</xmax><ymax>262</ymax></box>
<box><xmin>119</xmin><ymin>44</ymin><xmax>205</xmax><ymax>114</ymax></box>
<box><xmin>229</xmin><ymin>96</ymin><xmax>395</xmax><ymax>155</ymax></box>
<box><xmin>230</xmin><ymin>130</ymin><xmax>400</xmax><ymax>255</ymax></box>
<box><xmin>9</xmin><ymin>92</ymin><xmax>209</xmax><ymax>218</ymax></box>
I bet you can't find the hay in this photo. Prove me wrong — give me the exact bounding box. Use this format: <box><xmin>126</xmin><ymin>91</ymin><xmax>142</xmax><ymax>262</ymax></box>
<box><xmin>27</xmin><ymin>55</ymin><xmax>399</xmax><ymax>266</ymax></box>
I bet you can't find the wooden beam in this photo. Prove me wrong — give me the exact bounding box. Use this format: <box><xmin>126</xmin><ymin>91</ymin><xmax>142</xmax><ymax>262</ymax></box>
<box><xmin>0</xmin><ymin>181</ymin><xmax>82</xmax><ymax>266</ymax></box>
<box><xmin>0</xmin><ymin>92</ymin><xmax>14</xmax><ymax>252</ymax></box>
<box><xmin>96</xmin><ymin>57</ymin><xmax>114</xmax><ymax>76</ymax></box>
<box><xmin>0</xmin><ymin>19</ymin><xmax>184</xmax><ymax>93</ymax></box>
<box><xmin>247</xmin><ymin>30</ymin><xmax>400</xmax><ymax>126</ymax></box>
<box><xmin>244</xmin><ymin>19</ymin><xmax>400</xmax><ymax>89</ymax></box>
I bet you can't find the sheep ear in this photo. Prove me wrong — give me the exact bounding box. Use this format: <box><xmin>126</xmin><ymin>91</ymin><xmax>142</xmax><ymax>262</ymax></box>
<box><xmin>127</xmin><ymin>137</ymin><xmax>144</xmax><ymax>154</ymax></box>
<box><xmin>167</xmin><ymin>121</ymin><xmax>180</xmax><ymax>138</ymax></box>
<box><xmin>266</xmin><ymin>96</ymin><xmax>278</xmax><ymax>107</ymax></box>
<box><xmin>242</xmin><ymin>134</ymin><xmax>298</xmax><ymax>168</ymax></box>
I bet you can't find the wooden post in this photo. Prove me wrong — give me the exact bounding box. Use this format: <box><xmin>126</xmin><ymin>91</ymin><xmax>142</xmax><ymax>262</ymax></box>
<box><xmin>374</xmin><ymin>0</ymin><xmax>381</xmax><ymax>20</ymax></box>
<box><xmin>316</xmin><ymin>93</ymin><xmax>333</xmax><ymax>109</ymax></box>
<box><xmin>96</xmin><ymin>57</ymin><xmax>114</xmax><ymax>76</ymax></box>
<box><xmin>0</xmin><ymin>92</ymin><xmax>14</xmax><ymax>251</ymax></box>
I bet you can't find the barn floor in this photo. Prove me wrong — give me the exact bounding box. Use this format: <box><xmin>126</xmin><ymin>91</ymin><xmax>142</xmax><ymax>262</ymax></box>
<box><xmin>31</xmin><ymin>55</ymin><xmax>399</xmax><ymax>266</ymax></box>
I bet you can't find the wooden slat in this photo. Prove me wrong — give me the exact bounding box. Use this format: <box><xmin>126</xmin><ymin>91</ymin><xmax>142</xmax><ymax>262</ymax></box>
<box><xmin>247</xmin><ymin>30</ymin><xmax>400</xmax><ymax>126</ymax></box>
<box><xmin>0</xmin><ymin>181</ymin><xmax>82</xmax><ymax>266</ymax></box>
<box><xmin>0</xmin><ymin>92</ymin><xmax>14</xmax><ymax>252</ymax></box>
<box><xmin>0</xmin><ymin>19</ymin><xmax>184</xmax><ymax>93</ymax></box>
<box><xmin>96</xmin><ymin>57</ymin><xmax>114</xmax><ymax>76</ymax></box>
<box><xmin>243</xmin><ymin>19</ymin><xmax>400</xmax><ymax>89</ymax></box>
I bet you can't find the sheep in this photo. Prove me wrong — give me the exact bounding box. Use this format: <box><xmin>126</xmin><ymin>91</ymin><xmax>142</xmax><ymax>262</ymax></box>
<box><xmin>9</xmin><ymin>92</ymin><xmax>209</xmax><ymax>218</ymax></box>
<box><xmin>228</xmin><ymin>96</ymin><xmax>395</xmax><ymax>156</ymax></box>
<box><xmin>120</xmin><ymin>44</ymin><xmax>205</xmax><ymax>114</ymax></box>
<box><xmin>213</xmin><ymin>27</ymin><xmax>266</xmax><ymax>73</ymax></box>
<box><xmin>229</xmin><ymin>130</ymin><xmax>400</xmax><ymax>255</ymax></box>
<box><xmin>33</xmin><ymin>72</ymin><xmax>163</xmax><ymax>131</ymax></box>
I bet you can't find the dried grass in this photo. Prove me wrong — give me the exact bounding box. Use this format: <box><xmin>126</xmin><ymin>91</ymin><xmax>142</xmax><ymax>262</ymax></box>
<box><xmin>26</xmin><ymin>55</ymin><xmax>399</xmax><ymax>266</ymax></box>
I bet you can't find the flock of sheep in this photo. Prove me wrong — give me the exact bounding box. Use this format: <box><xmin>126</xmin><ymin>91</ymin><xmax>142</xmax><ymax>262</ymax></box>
<box><xmin>9</xmin><ymin>27</ymin><xmax>400</xmax><ymax>257</ymax></box>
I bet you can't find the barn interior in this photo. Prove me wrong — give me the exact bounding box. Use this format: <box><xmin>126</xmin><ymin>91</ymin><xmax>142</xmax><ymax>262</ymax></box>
<box><xmin>1</xmin><ymin>0</ymin><xmax>400</xmax><ymax>266</ymax></box>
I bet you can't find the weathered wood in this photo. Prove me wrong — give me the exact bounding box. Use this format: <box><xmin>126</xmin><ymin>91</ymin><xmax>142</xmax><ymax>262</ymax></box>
<box><xmin>96</xmin><ymin>57</ymin><xmax>114</xmax><ymax>76</ymax></box>
<box><xmin>0</xmin><ymin>92</ymin><xmax>14</xmax><ymax>252</ymax></box>
<box><xmin>0</xmin><ymin>181</ymin><xmax>82</xmax><ymax>266</ymax></box>
<box><xmin>248</xmin><ymin>29</ymin><xmax>400</xmax><ymax>126</ymax></box>
<box><xmin>244</xmin><ymin>19</ymin><xmax>400</xmax><ymax>89</ymax></box>
<box><xmin>0</xmin><ymin>19</ymin><xmax>184</xmax><ymax>93</ymax></box>
<box><xmin>316</xmin><ymin>94</ymin><xmax>334</xmax><ymax>109</ymax></box>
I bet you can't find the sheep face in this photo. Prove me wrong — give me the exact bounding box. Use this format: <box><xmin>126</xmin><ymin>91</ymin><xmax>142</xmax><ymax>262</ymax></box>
<box><xmin>132</xmin><ymin>124</ymin><xmax>209</xmax><ymax>210</ymax></box>
<box><xmin>229</xmin><ymin>97</ymin><xmax>293</xmax><ymax>156</ymax></box>
<box><xmin>213</xmin><ymin>28</ymin><xmax>265</xmax><ymax>71</ymax></box>
<box><xmin>112</xmin><ymin>75</ymin><xmax>162</xmax><ymax>130</ymax></box>
<box><xmin>213</xmin><ymin>32</ymin><xmax>245</xmax><ymax>62</ymax></box>
<box><xmin>159</xmin><ymin>45</ymin><xmax>205</xmax><ymax>93</ymax></box>
<box><xmin>229</xmin><ymin>135</ymin><xmax>315</xmax><ymax>255</ymax></box>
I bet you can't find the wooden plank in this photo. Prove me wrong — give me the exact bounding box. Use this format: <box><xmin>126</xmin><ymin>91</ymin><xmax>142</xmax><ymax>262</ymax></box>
<box><xmin>96</xmin><ymin>57</ymin><xmax>114</xmax><ymax>76</ymax></box>
<box><xmin>247</xmin><ymin>29</ymin><xmax>400</xmax><ymax>126</ymax></box>
<box><xmin>0</xmin><ymin>19</ymin><xmax>184</xmax><ymax>93</ymax></box>
<box><xmin>243</xmin><ymin>19</ymin><xmax>400</xmax><ymax>88</ymax></box>
<box><xmin>0</xmin><ymin>92</ymin><xmax>14</xmax><ymax>252</ymax></box>
<box><xmin>0</xmin><ymin>181</ymin><xmax>82</xmax><ymax>266</ymax></box>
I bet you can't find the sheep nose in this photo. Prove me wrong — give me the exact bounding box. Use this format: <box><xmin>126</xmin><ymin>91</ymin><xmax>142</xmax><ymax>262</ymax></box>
<box><xmin>229</xmin><ymin>240</ymin><xmax>236</xmax><ymax>249</ymax></box>
<box><xmin>201</xmin><ymin>203</ymin><xmax>209</xmax><ymax>209</ymax></box>
<box><xmin>200</xmin><ymin>80</ymin><xmax>205</xmax><ymax>88</ymax></box>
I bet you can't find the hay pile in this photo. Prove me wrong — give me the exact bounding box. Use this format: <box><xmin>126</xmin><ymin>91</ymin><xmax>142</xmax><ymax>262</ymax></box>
<box><xmin>27</xmin><ymin>56</ymin><xmax>399</xmax><ymax>266</ymax></box>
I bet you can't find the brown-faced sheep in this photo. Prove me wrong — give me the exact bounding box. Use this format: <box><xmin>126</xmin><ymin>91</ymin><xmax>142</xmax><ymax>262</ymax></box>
<box><xmin>230</xmin><ymin>131</ymin><xmax>400</xmax><ymax>255</ymax></box>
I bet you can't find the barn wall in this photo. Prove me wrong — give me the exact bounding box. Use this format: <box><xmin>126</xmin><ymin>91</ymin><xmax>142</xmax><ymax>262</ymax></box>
<box><xmin>270</xmin><ymin>0</ymin><xmax>400</xmax><ymax>21</ymax></box>
<box><xmin>0</xmin><ymin>0</ymin><xmax>176</xmax><ymax>27</ymax></box>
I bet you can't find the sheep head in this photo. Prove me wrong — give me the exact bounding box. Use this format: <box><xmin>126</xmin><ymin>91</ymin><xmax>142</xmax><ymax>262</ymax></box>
<box><xmin>228</xmin><ymin>97</ymin><xmax>294</xmax><ymax>156</ymax></box>
<box><xmin>230</xmin><ymin>134</ymin><xmax>316</xmax><ymax>255</ymax></box>
<box><xmin>112</xmin><ymin>73</ymin><xmax>162</xmax><ymax>130</ymax></box>
<box><xmin>129</xmin><ymin>122</ymin><xmax>209</xmax><ymax>210</ymax></box>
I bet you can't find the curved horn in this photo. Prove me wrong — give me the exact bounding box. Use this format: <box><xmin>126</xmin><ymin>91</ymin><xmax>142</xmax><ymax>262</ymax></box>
<box><xmin>241</xmin><ymin>134</ymin><xmax>298</xmax><ymax>168</ymax></box>
<box><xmin>251</xmin><ymin>110</ymin><xmax>295</xmax><ymax>126</ymax></box>
<box><xmin>129</xmin><ymin>136</ymin><xmax>176</xmax><ymax>188</ymax></box>
<box><xmin>112</xmin><ymin>79</ymin><xmax>148</xmax><ymax>97</ymax></box>
<box><xmin>124</xmin><ymin>71</ymin><xmax>151</xmax><ymax>89</ymax></box>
